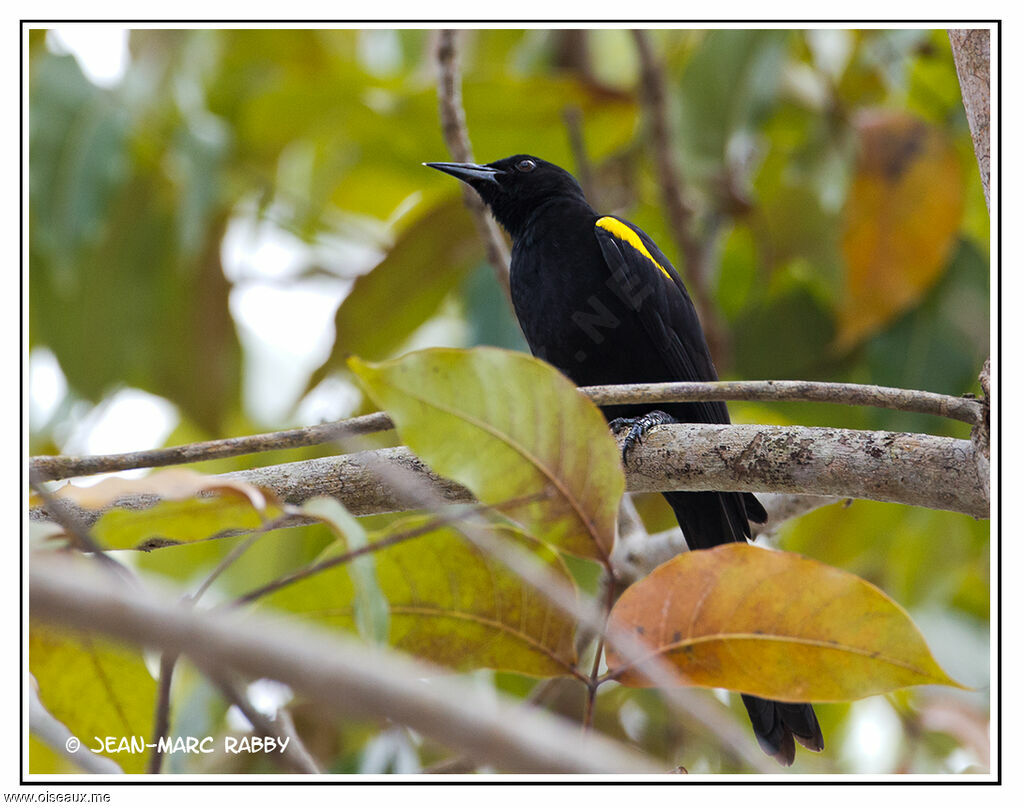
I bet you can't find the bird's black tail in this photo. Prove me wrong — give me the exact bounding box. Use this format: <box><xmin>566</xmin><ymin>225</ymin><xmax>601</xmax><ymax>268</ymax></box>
<box><xmin>661</xmin><ymin>490</ymin><xmax>765</xmax><ymax>548</ymax></box>
<box><xmin>662</xmin><ymin>489</ymin><xmax>823</xmax><ymax>766</ymax></box>
<box><xmin>741</xmin><ymin>695</ymin><xmax>824</xmax><ymax>766</ymax></box>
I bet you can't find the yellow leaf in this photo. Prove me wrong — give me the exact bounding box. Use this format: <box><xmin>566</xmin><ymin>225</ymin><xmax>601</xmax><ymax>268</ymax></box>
<box><xmin>30</xmin><ymin>622</ymin><xmax>157</xmax><ymax>773</ymax></box>
<box><xmin>838</xmin><ymin>110</ymin><xmax>964</xmax><ymax>346</ymax></box>
<box><xmin>265</xmin><ymin>519</ymin><xmax>579</xmax><ymax>677</ymax></box>
<box><xmin>606</xmin><ymin>544</ymin><xmax>963</xmax><ymax>702</ymax></box>
<box><xmin>39</xmin><ymin>470</ymin><xmax>284</xmax><ymax>550</ymax></box>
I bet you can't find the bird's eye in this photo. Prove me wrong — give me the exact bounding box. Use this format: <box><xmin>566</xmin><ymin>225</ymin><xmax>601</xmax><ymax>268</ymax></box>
<box><xmin>516</xmin><ymin>159</ymin><xmax>537</xmax><ymax>173</ymax></box>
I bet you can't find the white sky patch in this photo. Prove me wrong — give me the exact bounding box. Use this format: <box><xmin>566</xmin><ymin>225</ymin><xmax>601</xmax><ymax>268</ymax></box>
<box><xmin>60</xmin><ymin>389</ymin><xmax>178</xmax><ymax>479</ymax></box>
<box><xmin>28</xmin><ymin>347</ymin><xmax>68</xmax><ymax>429</ymax></box>
<box><xmin>224</xmin><ymin>679</ymin><xmax>294</xmax><ymax>732</ymax></box>
<box><xmin>221</xmin><ymin>201</ymin><xmax>384</xmax><ymax>284</ymax></box>
<box><xmin>222</xmin><ymin>201</ymin><xmax>385</xmax><ymax>425</ymax></box>
<box><xmin>47</xmin><ymin>27</ymin><xmax>130</xmax><ymax>88</ymax></box>
<box><xmin>296</xmin><ymin>375</ymin><xmax>363</xmax><ymax>426</ymax></box>
<box><xmin>841</xmin><ymin>697</ymin><xmax>902</xmax><ymax>773</ymax></box>
<box><xmin>231</xmin><ymin>279</ymin><xmax>349</xmax><ymax>425</ymax></box>
<box><xmin>221</xmin><ymin>213</ymin><xmax>312</xmax><ymax>283</ymax></box>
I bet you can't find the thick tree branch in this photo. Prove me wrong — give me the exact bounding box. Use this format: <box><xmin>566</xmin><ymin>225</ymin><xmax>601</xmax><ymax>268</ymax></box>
<box><xmin>435</xmin><ymin>29</ymin><xmax>512</xmax><ymax>298</ymax></box>
<box><xmin>948</xmin><ymin>29</ymin><xmax>991</xmax><ymax>210</ymax></box>
<box><xmin>31</xmin><ymin>423</ymin><xmax>989</xmax><ymax>529</ymax></box>
<box><xmin>624</xmin><ymin>423</ymin><xmax>987</xmax><ymax>518</ymax></box>
<box><xmin>30</xmin><ymin>559</ymin><xmax>662</xmax><ymax>774</ymax></box>
<box><xmin>30</xmin><ymin>380</ymin><xmax>983</xmax><ymax>482</ymax></box>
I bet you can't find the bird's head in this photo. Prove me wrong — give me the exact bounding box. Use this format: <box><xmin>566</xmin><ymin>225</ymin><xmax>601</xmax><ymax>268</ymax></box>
<box><xmin>424</xmin><ymin>155</ymin><xmax>587</xmax><ymax>239</ymax></box>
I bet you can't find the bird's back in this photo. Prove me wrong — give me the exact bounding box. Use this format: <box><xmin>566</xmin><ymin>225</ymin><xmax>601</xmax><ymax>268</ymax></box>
<box><xmin>510</xmin><ymin>202</ymin><xmax>714</xmax><ymax>419</ymax></box>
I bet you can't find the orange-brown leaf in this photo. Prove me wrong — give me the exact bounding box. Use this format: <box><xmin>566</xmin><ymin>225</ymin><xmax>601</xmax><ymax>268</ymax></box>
<box><xmin>606</xmin><ymin>544</ymin><xmax>962</xmax><ymax>702</ymax></box>
<box><xmin>838</xmin><ymin>110</ymin><xmax>964</xmax><ymax>346</ymax></box>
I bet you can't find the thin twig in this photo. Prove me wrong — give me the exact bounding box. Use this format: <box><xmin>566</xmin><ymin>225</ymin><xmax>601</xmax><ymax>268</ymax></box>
<box><xmin>581</xmin><ymin>379</ymin><xmax>985</xmax><ymax>425</ymax></box>
<box><xmin>28</xmin><ymin>472</ymin><xmax>128</xmax><ymax>576</ymax></box>
<box><xmin>228</xmin><ymin>492</ymin><xmax>545</xmax><ymax>610</ymax></box>
<box><xmin>563</xmin><ymin>106</ymin><xmax>597</xmax><ymax>203</ymax></box>
<box><xmin>147</xmin><ymin>652</ymin><xmax>177</xmax><ymax>774</ymax></box>
<box><xmin>30</xmin><ymin>380</ymin><xmax>984</xmax><ymax>482</ymax></box>
<box><xmin>435</xmin><ymin>29</ymin><xmax>512</xmax><ymax>298</ymax></box>
<box><xmin>190</xmin><ymin>526</ymin><xmax>275</xmax><ymax>605</ymax></box>
<box><xmin>30</xmin><ymin>411</ymin><xmax>394</xmax><ymax>481</ymax></box>
<box><xmin>582</xmin><ymin>573</ymin><xmax>617</xmax><ymax>733</ymax></box>
<box><xmin>204</xmin><ymin>667</ymin><xmax>321</xmax><ymax>774</ymax></box>
<box><xmin>630</xmin><ymin>29</ymin><xmax>724</xmax><ymax>356</ymax></box>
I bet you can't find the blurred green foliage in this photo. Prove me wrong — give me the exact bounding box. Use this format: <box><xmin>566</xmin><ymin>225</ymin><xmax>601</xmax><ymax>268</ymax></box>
<box><xmin>29</xmin><ymin>27</ymin><xmax>989</xmax><ymax>776</ymax></box>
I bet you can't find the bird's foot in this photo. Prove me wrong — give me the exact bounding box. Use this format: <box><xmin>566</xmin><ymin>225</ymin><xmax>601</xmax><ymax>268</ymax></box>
<box><xmin>608</xmin><ymin>410</ymin><xmax>678</xmax><ymax>463</ymax></box>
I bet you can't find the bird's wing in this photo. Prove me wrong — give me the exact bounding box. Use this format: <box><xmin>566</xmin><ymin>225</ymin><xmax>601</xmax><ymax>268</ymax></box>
<box><xmin>593</xmin><ymin>215</ymin><xmax>730</xmax><ymax>426</ymax></box>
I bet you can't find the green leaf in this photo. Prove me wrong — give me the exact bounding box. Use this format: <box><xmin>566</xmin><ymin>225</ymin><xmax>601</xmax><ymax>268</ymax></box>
<box><xmin>733</xmin><ymin>282</ymin><xmax>836</xmax><ymax>380</ymax></box>
<box><xmin>677</xmin><ymin>29</ymin><xmax>791</xmax><ymax>172</ymax></box>
<box><xmin>29</xmin><ymin>53</ymin><xmax>130</xmax><ymax>273</ymax></box>
<box><xmin>265</xmin><ymin>518</ymin><xmax>579</xmax><ymax>677</ymax></box>
<box><xmin>301</xmin><ymin>497</ymin><xmax>389</xmax><ymax>645</ymax></box>
<box><xmin>606</xmin><ymin>544</ymin><xmax>964</xmax><ymax>702</ymax></box>
<box><xmin>349</xmin><ymin>347</ymin><xmax>623</xmax><ymax>561</ymax></box>
<box><xmin>30</xmin><ymin>622</ymin><xmax>157</xmax><ymax>774</ymax></box>
<box><xmin>29</xmin><ymin>48</ymin><xmax>241</xmax><ymax>433</ymax></box>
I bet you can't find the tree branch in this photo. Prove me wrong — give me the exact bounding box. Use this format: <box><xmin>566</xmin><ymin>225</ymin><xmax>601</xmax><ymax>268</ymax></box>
<box><xmin>631</xmin><ymin>29</ymin><xmax>724</xmax><ymax>356</ymax></box>
<box><xmin>31</xmin><ymin>423</ymin><xmax>989</xmax><ymax>531</ymax></box>
<box><xmin>435</xmin><ymin>29</ymin><xmax>512</xmax><ymax>298</ymax></box>
<box><xmin>948</xmin><ymin>29</ymin><xmax>991</xmax><ymax>210</ymax></box>
<box><xmin>623</xmin><ymin>423</ymin><xmax>987</xmax><ymax>519</ymax></box>
<box><xmin>30</xmin><ymin>412</ymin><xmax>395</xmax><ymax>482</ymax></box>
<box><xmin>30</xmin><ymin>559</ymin><xmax>662</xmax><ymax>774</ymax></box>
<box><xmin>30</xmin><ymin>380</ymin><xmax>983</xmax><ymax>481</ymax></box>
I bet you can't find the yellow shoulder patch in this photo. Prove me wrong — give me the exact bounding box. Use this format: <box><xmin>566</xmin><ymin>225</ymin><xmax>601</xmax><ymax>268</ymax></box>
<box><xmin>595</xmin><ymin>216</ymin><xmax>673</xmax><ymax>281</ymax></box>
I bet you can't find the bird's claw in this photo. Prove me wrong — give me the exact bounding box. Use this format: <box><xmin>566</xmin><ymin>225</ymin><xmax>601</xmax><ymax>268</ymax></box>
<box><xmin>610</xmin><ymin>410</ymin><xmax>678</xmax><ymax>463</ymax></box>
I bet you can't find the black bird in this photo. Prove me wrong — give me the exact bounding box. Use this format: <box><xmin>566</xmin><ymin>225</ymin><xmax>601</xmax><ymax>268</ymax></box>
<box><xmin>426</xmin><ymin>155</ymin><xmax>823</xmax><ymax>766</ymax></box>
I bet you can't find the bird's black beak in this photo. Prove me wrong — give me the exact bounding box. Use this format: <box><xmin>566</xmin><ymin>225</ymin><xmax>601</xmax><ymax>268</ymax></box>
<box><xmin>424</xmin><ymin>161</ymin><xmax>505</xmax><ymax>185</ymax></box>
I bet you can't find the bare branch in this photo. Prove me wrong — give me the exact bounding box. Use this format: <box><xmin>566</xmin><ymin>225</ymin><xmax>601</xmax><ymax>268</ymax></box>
<box><xmin>30</xmin><ymin>380</ymin><xmax>983</xmax><ymax>481</ymax></box>
<box><xmin>30</xmin><ymin>559</ymin><xmax>663</xmax><ymax>774</ymax></box>
<box><xmin>623</xmin><ymin>423</ymin><xmax>988</xmax><ymax>519</ymax></box>
<box><xmin>631</xmin><ymin>29</ymin><xmax>724</xmax><ymax>355</ymax></box>
<box><xmin>28</xmin><ymin>472</ymin><xmax>129</xmax><ymax>577</ymax></box>
<box><xmin>147</xmin><ymin>652</ymin><xmax>177</xmax><ymax>774</ymax></box>
<box><xmin>435</xmin><ymin>29</ymin><xmax>512</xmax><ymax>298</ymax></box>
<box><xmin>948</xmin><ymin>29</ymin><xmax>991</xmax><ymax>210</ymax></box>
<box><xmin>31</xmin><ymin>422</ymin><xmax>988</xmax><ymax>540</ymax></box>
<box><xmin>582</xmin><ymin>379</ymin><xmax>984</xmax><ymax>426</ymax></box>
<box><xmin>563</xmin><ymin>105</ymin><xmax>597</xmax><ymax>202</ymax></box>
<box><xmin>30</xmin><ymin>412</ymin><xmax>394</xmax><ymax>482</ymax></box>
